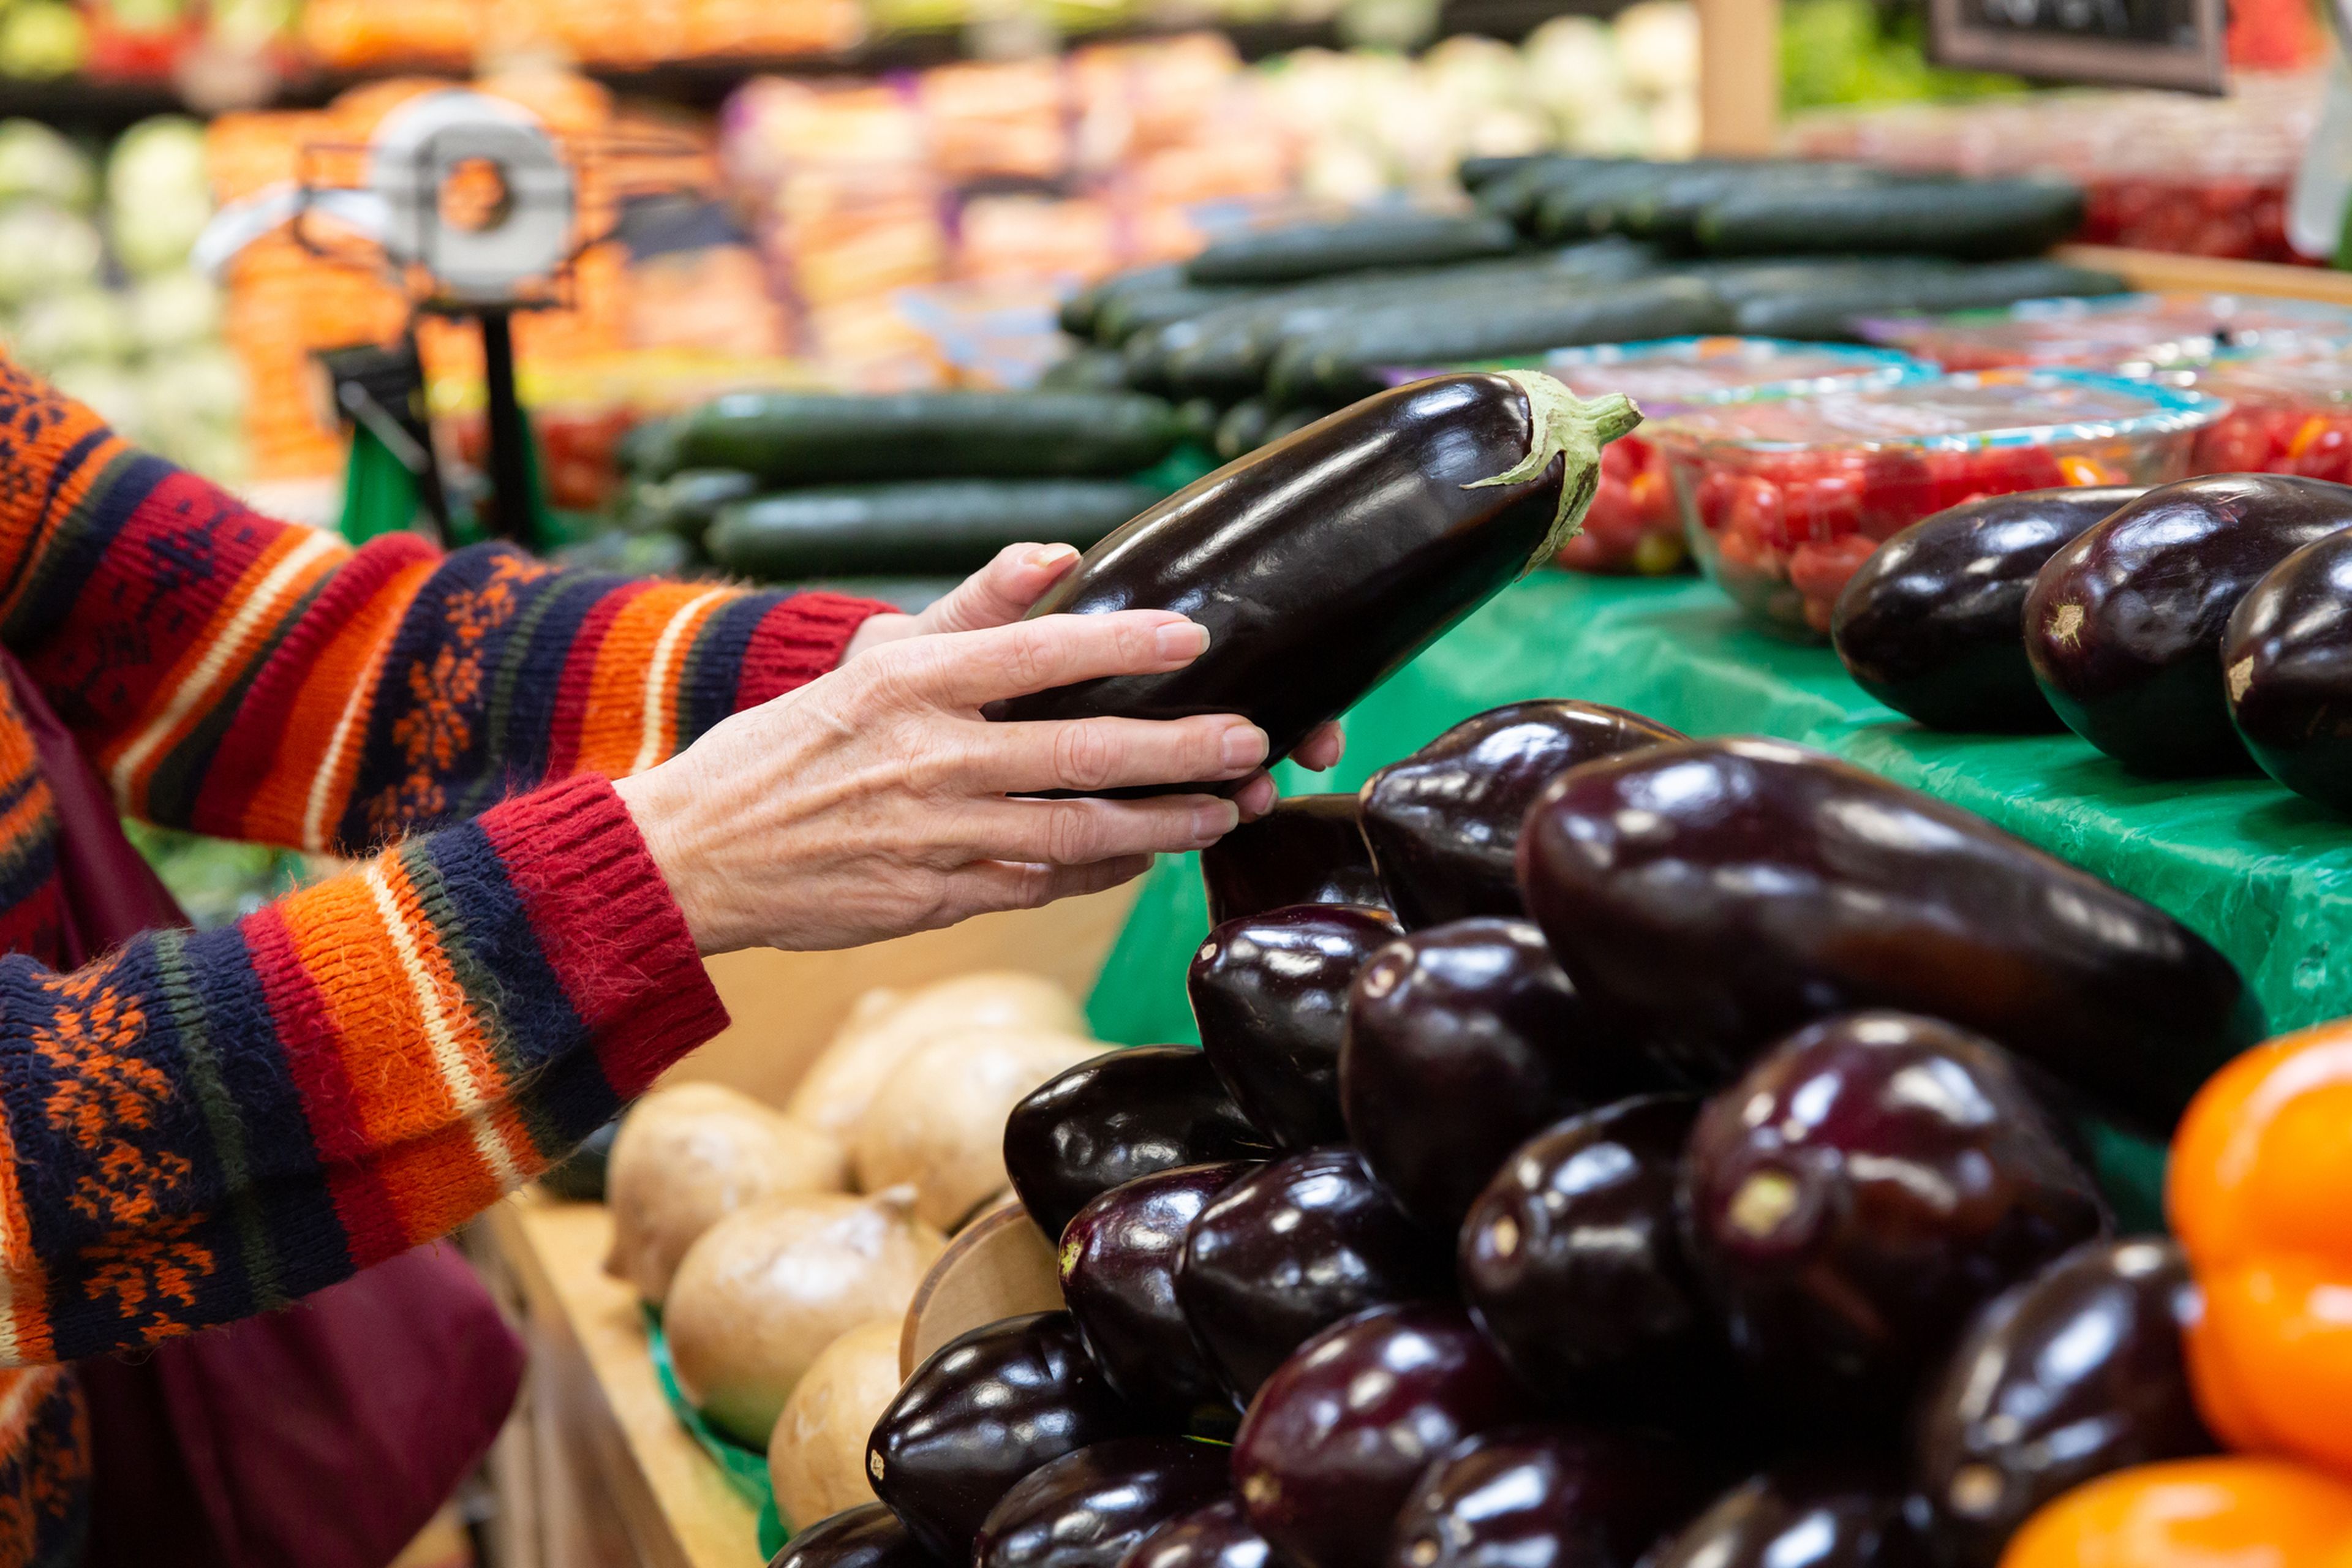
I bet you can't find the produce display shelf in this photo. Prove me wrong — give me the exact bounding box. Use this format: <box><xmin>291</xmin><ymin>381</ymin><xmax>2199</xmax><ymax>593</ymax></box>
<box><xmin>2051</xmin><ymin>244</ymin><xmax>2352</xmax><ymax>305</ymax></box>
<box><xmin>1084</xmin><ymin>567</ymin><xmax>2352</xmax><ymax>1052</ymax></box>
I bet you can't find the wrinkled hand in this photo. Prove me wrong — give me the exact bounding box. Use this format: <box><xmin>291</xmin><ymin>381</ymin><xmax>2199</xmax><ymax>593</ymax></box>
<box><xmin>843</xmin><ymin>542</ymin><xmax>1345</xmax><ymax>813</ymax></box>
<box><xmin>617</xmin><ymin>608</ymin><xmax>1294</xmax><ymax>955</ymax></box>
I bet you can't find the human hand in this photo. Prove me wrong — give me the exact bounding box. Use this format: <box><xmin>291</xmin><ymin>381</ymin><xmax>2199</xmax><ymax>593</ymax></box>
<box><xmin>839</xmin><ymin>543</ymin><xmax>1345</xmax><ymax>812</ymax></box>
<box><xmin>617</xmin><ymin>609</ymin><xmax>1290</xmax><ymax>955</ymax></box>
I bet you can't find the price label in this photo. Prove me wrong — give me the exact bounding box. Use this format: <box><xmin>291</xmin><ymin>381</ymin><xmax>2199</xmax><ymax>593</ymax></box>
<box><xmin>1928</xmin><ymin>0</ymin><xmax>2225</xmax><ymax>93</ymax></box>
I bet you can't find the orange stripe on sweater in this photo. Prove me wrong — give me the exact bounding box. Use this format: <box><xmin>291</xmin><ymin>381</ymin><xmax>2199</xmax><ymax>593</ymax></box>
<box><xmin>0</xmin><ymin>399</ymin><xmax>123</xmax><ymax>626</ymax></box>
<box><xmin>573</xmin><ymin>582</ymin><xmax>717</xmax><ymax>777</ymax></box>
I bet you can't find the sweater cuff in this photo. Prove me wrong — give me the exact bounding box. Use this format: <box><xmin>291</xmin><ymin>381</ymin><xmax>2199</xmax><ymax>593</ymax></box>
<box><xmin>478</xmin><ymin>773</ymin><xmax>728</xmax><ymax>1098</ymax></box>
<box><xmin>737</xmin><ymin>590</ymin><xmax>895</xmax><ymax>709</ymax></box>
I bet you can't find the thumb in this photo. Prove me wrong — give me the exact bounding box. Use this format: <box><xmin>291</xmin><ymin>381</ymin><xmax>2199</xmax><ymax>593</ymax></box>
<box><xmin>919</xmin><ymin>543</ymin><xmax>1082</xmax><ymax>635</ymax></box>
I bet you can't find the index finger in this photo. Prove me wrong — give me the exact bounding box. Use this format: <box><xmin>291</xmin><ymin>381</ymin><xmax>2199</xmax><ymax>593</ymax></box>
<box><xmin>892</xmin><ymin>610</ymin><xmax>1209</xmax><ymax>709</ymax></box>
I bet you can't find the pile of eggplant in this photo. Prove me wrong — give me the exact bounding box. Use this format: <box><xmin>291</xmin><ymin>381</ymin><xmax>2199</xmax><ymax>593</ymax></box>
<box><xmin>776</xmin><ymin>699</ymin><xmax>2263</xmax><ymax>1568</ymax></box>
<box><xmin>1829</xmin><ymin>472</ymin><xmax>2352</xmax><ymax>813</ymax></box>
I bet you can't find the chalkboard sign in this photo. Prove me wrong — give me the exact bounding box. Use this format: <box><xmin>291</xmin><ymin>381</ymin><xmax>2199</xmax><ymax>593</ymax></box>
<box><xmin>1928</xmin><ymin>0</ymin><xmax>2225</xmax><ymax>92</ymax></box>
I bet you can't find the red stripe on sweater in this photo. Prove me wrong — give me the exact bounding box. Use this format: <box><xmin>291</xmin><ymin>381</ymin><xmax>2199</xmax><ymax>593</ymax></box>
<box><xmin>737</xmin><ymin>591</ymin><xmax>886</xmax><ymax>709</ymax></box>
<box><xmin>543</xmin><ymin>580</ymin><xmax>653</xmax><ymax>780</ymax></box>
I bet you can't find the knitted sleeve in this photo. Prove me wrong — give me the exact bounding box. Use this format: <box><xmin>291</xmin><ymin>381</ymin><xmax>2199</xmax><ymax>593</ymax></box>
<box><xmin>0</xmin><ymin>771</ymin><xmax>720</xmax><ymax>1365</ymax></box>
<box><xmin>0</xmin><ymin>358</ymin><xmax>889</xmax><ymax>854</ymax></box>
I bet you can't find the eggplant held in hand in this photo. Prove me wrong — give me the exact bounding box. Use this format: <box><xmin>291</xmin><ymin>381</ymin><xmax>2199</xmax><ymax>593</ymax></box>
<box><xmin>984</xmin><ymin>372</ymin><xmax>1641</xmax><ymax>795</ymax></box>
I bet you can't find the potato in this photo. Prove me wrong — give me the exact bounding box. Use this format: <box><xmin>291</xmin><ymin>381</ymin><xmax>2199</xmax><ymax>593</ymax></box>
<box><xmin>788</xmin><ymin>972</ymin><xmax>1084</xmax><ymax>1139</ymax></box>
<box><xmin>767</xmin><ymin>1319</ymin><xmax>905</xmax><ymax>1525</ymax></box>
<box><xmin>850</xmin><ymin>1028</ymin><xmax>1102</xmax><ymax>1230</ymax></box>
<box><xmin>666</xmin><ymin>1188</ymin><xmax>945</xmax><ymax>1446</ymax></box>
<box><xmin>605</xmin><ymin>1082</ymin><xmax>848</xmax><ymax>1304</ymax></box>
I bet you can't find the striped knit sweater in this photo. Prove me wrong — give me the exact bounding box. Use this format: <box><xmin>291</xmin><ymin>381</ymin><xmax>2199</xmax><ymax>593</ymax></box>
<box><xmin>0</xmin><ymin>358</ymin><xmax>888</xmax><ymax>1566</ymax></box>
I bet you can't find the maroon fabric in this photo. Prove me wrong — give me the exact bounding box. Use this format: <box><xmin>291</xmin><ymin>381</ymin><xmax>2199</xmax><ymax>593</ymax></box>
<box><xmin>0</xmin><ymin>654</ymin><xmax>527</xmax><ymax>1568</ymax></box>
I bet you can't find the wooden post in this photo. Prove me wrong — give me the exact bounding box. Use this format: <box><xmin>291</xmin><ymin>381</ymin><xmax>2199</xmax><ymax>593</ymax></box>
<box><xmin>1699</xmin><ymin>0</ymin><xmax>1782</xmax><ymax>154</ymax></box>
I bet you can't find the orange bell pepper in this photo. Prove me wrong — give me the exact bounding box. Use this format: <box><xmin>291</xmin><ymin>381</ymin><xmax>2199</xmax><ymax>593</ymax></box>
<box><xmin>2000</xmin><ymin>1457</ymin><xmax>2352</xmax><ymax>1568</ymax></box>
<box><xmin>2170</xmin><ymin>1021</ymin><xmax>2352</xmax><ymax>1475</ymax></box>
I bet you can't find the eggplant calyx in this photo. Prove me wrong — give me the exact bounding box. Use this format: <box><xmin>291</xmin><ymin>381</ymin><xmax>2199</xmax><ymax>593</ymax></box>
<box><xmin>1463</xmin><ymin>370</ymin><xmax>1643</xmax><ymax>573</ymax></box>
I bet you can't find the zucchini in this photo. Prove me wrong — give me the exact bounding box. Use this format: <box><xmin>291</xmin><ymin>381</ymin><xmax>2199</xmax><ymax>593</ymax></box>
<box><xmin>1185</xmin><ymin>211</ymin><xmax>1521</xmax><ymax>285</ymax></box>
<box><xmin>623</xmin><ymin>468</ymin><xmax>758</xmax><ymax>541</ymax></box>
<box><xmin>1615</xmin><ymin>162</ymin><xmax>1884</xmax><ymax>245</ymax></box>
<box><xmin>1214</xmin><ymin>398</ymin><xmax>1274</xmax><ymax>461</ymax></box>
<box><xmin>708</xmin><ymin>478</ymin><xmax>1167</xmax><ymax>579</ymax></box>
<box><xmin>1531</xmin><ymin>162</ymin><xmax>1713</xmax><ymax>243</ymax></box>
<box><xmin>1038</xmin><ymin>346</ymin><xmax>1134</xmax><ymax>392</ymax></box>
<box><xmin>1058</xmin><ymin>263</ymin><xmax>1181</xmax><ymax>338</ymax></box>
<box><xmin>669</xmin><ymin>391</ymin><xmax>1182</xmax><ymax>484</ymax></box>
<box><xmin>1266</xmin><ymin>275</ymin><xmax>1730</xmax><ymax>404</ymax></box>
<box><xmin>1696</xmin><ymin>175</ymin><xmax>2087</xmax><ymax>259</ymax></box>
<box><xmin>617</xmin><ymin>415</ymin><xmax>683</xmax><ymax>477</ymax></box>
<box><xmin>1730</xmin><ymin>259</ymin><xmax>2128</xmax><ymax>340</ymax></box>
<box><xmin>1459</xmin><ymin>154</ymin><xmax>1548</xmax><ymax>190</ymax></box>
<box><xmin>1092</xmin><ymin>279</ymin><xmax>1263</xmax><ymax>345</ymax></box>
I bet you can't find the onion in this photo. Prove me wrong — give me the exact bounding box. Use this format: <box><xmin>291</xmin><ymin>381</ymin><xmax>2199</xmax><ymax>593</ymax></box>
<box><xmin>605</xmin><ymin>1082</ymin><xmax>849</xmax><ymax>1305</ymax></box>
<box><xmin>787</xmin><ymin>972</ymin><xmax>1084</xmax><ymax>1138</ymax></box>
<box><xmin>767</xmin><ymin>1318</ymin><xmax>905</xmax><ymax>1525</ymax></box>
<box><xmin>667</xmin><ymin>1188</ymin><xmax>946</xmax><ymax>1446</ymax></box>
<box><xmin>851</xmin><ymin>1028</ymin><xmax>1103</xmax><ymax>1230</ymax></box>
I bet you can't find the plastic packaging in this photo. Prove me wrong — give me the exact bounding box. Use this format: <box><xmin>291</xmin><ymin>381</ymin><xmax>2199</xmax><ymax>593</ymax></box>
<box><xmin>2187</xmin><ymin>343</ymin><xmax>2352</xmax><ymax>478</ymax></box>
<box><xmin>1859</xmin><ymin>292</ymin><xmax>2352</xmax><ymax>374</ymax></box>
<box><xmin>1650</xmin><ymin>370</ymin><xmax>2222</xmax><ymax>638</ymax></box>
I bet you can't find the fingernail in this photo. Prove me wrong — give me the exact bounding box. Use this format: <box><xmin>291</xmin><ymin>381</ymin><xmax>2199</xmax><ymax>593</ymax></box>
<box><xmin>1221</xmin><ymin>725</ymin><xmax>1268</xmax><ymax>770</ymax></box>
<box><xmin>1193</xmin><ymin>801</ymin><xmax>1241</xmax><ymax>842</ymax></box>
<box><xmin>1027</xmin><ymin>543</ymin><xmax>1079</xmax><ymax>569</ymax></box>
<box><xmin>1156</xmin><ymin>620</ymin><xmax>1211</xmax><ymax>660</ymax></box>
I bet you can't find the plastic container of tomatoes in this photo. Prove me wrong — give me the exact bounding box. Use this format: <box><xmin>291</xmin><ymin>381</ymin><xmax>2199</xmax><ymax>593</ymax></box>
<box><xmin>1858</xmin><ymin>293</ymin><xmax>2352</xmax><ymax>375</ymax></box>
<box><xmin>1528</xmin><ymin>338</ymin><xmax>1935</xmax><ymax>576</ymax></box>
<box><xmin>2187</xmin><ymin>344</ymin><xmax>2352</xmax><ymax>479</ymax></box>
<box><xmin>1649</xmin><ymin>371</ymin><xmax>2224</xmax><ymax>640</ymax></box>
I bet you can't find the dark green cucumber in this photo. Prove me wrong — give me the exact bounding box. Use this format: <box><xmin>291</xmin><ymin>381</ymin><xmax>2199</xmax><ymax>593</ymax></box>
<box><xmin>623</xmin><ymin>468</ymin><xmax>758</xmax><ymax>541</ymax></box>
<box><xmin>1730</xmin><ymin>259</ymin><xmax>2128</xmax><ymax>340</ymax></box>
<box><xmin>1214</xmin><ymin>398</ymin><xmax>1274</xmax><ymax>461</ymax></box>
<box><xmin>1672</xmin><ymin>253</ymin><xmax>1966</xmax><ymax>305</ymax></box>
<box><xmin>1530</xmin><ymin>162</ymin><xmax>1718</xmax><ymax>242</ymax></box>
<box><xmin>617</xmin><ymin>416</ymin><xmax>683</xmax><ymax>477</ymax></box>
<box><xmin>1092</xmin><ymin>279</ymin><xmax>1264</xmax><ymax>345</ymax></box>
<box><xmin>1616</xmin><ymin>162</ymin><xmax>1885</xmax><ymax>244</ymax></box>
<box><xmin>669</xmin><ymin>391</ymin><xmax>1182</xmax><ymax>484</ymax></box>
<box><xmin>1058</xmin><ymin>263</ymin><xmax>1182</xmax><ymax>337</ymax></box>
<box><xmin>1038</xmin><ymin>346</ymin><xmax>1135</xmax><ymax>392</ymax></box>
<box><xmin>1266</xmin><ymin>274</ymin><xmax>1729</xmax><ymax>404</ymax></box>
<box><xmin>1474</xmin><ymin>157</ymin><xmax>1615</xmax><ymax>226</ymax></box>
<box><xmin>556</xmin><ymin>528</ymin><xmax>705</xmax><ymax>578</ymax></box>
<box><xmin>1184</xmin><ymin>211</ymin><xmax>1520</xmax><ymax>285</ymax></box>
<box><xmin>1697</xmin><ymin>175</ymin><xmax>2088</xmax><ymax>259</ymax></box>
<box><xmin>1173</xmin><ymin>397</ymin><xmax>1221</xmax><ymax>448</ymax></box>
<box><xmin>707</xmin><ymin>478</ymin><xmax>1167</xmax><ymax>579</ymax></box>
<box><xmin>1458</xmin><ymin>154</ymin><xmax>1551</xmax><ymax>190</ymax></box>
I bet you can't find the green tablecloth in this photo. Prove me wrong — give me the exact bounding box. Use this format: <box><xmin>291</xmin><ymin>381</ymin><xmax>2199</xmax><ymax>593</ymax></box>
<box><xmin>1082</xmin><ymin>569</ymin><xmax>2352</xmax><ymax>1050</ymax></box>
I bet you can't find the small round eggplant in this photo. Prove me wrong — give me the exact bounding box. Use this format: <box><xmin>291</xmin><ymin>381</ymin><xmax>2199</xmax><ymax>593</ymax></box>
<box><xmin>983</xmin><ymin>372</ymin><xmax>1640</xmax><ymax>794</ymax></box>
<box><xmin>1231</xmin><ymin>1303</ymin><xmax>1534</xmax><ymax>1568</ymax></box>
<box><xmin>1459</xmin><ymin>1095</ymin><xmax>1727</xmax><ymax>1423</ymax></box>
<box><xmin>1060</xmin><ymin>1162</ymin><xmax>1259</xmax><ymax>1420</ymax></box>
<box><xmin>1641</xmin><ymin>1462</ymin><xmax>1925</xmax><ymax>1568</ymax></box>
<box><xmin>974</xmin><ymin>1438</ymin><xmax>1232</xmax><ymax>1568</ymax></box>
<box><xmin>868</xmin><ymin>1312</ymin><xmax>1145</xmax><ymax>1562</ymax></box>
<box><xmin>1387</xmin><ymin>1425</ymin><xmax>1706</xmax><ymax>1568</ymax></box>
<box><xmin>1359</xmin><ymin>701</ymin><xmax>1684</xmax><ymax>929</ymax></box>
<box><xmin>1683</xmin><ymin>1012</ymin><xmax>2109</xmax><ymax>1427</ymax></box>
<box><xmin>1189</xmin><ymin>905</ymin><xmax>1403</xmax><ymax>1148</ymax></box>
<box><xmin>2223</xmin><ymin>527</ymin><xmax>2352</xmax><ymax>814</ymax></box>
<box><xmin>2023</xmin><ymin>474</ymin><xmax>2352</xmax><ymax>775</ymax></box>
<box><xmin>1516</xmin><ymin>737</ymin><xmax>2261</xmax><ymax>1133</ymax></box>
<box><xmin>1831</xmin><ymin>487</ymin><xmax>2141</xmax><ymax>733</ymax></box>
<box><xmin>1176</xmin><ymin>1147</ymin><xmax>1452</xmax><ymax>1406</ymax></box>
<box><xmin>1121</xmin><ymin>1498</ymin><xmax>1274</xmax><ymax>1568</ymax></box>
<box><xmin>1006</xmin><ymin>1046</ymin><xmax>1271</xmax><ymax>1241</ymax></box>
<box><xmin>1341</xmin><ymin>918</ymin><xmax>1650</xmax><ymax>1232</ymax></box>
<box><xmin>1201</xmin><ymin>794</ymin><xmax>1387</xmax><ymax>927</ymax></box>
<box><xmin>771</xmin><ymin>1504</ymin><xmax>943</xmax><ymax>1568</ymax></box>
<box><xmin>1911</xmin><ymin>1237</ymin><xmax>2212</xmax><ymax>1568</ymax></box>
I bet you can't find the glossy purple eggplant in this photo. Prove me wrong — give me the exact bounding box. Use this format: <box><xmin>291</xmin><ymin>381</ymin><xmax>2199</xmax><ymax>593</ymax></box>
<box><xmin>1831</xmin><ymin>486</ymin><xmax>2141</xmax><ymax>733</ymax></box>
<box><xmin>1120</xmin><ymin>1498</ymin><xmax>1275</xmax><ymax>1568</ymax></box>
<box><xmin>1911</xmin><ymin>1237</ymin><xmax>2212</xmax><ymax>1568</ymax></box>
<box><xmin>2223</xmin><ymin>527</ymin><xmax>2352</xmax><ymax>815</ymax></box>
<box><xmin>1006</xmin><ymin>1046</ymin><xmax>1272</xmax><ymax>1241</ymax></box>
<box><xmin>1516</xmin><ymin>737</ymin><xmax>2261</xmax><ymax>1133</ymax></box>
<box><xmin>982</xmin><ymin>373</ymin><xmax>1640</xmax><ymax>795</ymax></box>
<box><xmin>1189</xmin><ymin>905</ymin><xmax>1403</xmax><ymax>1148</ymax></box>
<box><xmin>1176</xmin><ymin>1147</ymin><xmax>1451</xmax><ymax>1405</ymax></box>
<box><xmin>868</xmin><ymin>1312</ymin><xmax>1145</xmax><ymax>1562</ymax></box>
<box><xmin>1231</xmin><ymin>1303</ymin><xmax>1534</xmax><ymax>1568</ymax></box>
<box><xmin>2023</xmin><ymin>474</ymin><xmax>2352</xmax><ymax>775</ymax></box>
<box><xmin>1341</xmin><ymin>918</ymin><xmax>1649</xmax><ymax>1231</ymax></box>
<box><xmin>1061</xmin><ymin>1161</ymin><xmax>1258</xmax><ymax>1420</ymax></box>
<box><xmin>1639</xmin><ymin>1462</ymin><xmax>1925</xmax><ymax>1568</ymax></box>
<box><xmin>1202</xmin><ymin>795</ymin><xmax>1387</xmax><ymax>927</ymax></box>
<box><xmin>1359</xmin><ymin>701</ymin><xmax>1683</xmax><ymax>928</ymax></box>
<box><xmin>1683</xmin><ymin>1012</ymin><xmax>2109</xmax><ymax>1427</ymax></box>
<box><xmin>1387</xmin><ymin>1425</ymin><xmax>1706</xmax><ymax>1568</ymax></box>
<box><xmin>1459</xmin><ymin>1095</ymin><xmax>1728</xmax><ymax>1423</ymax></box>
<box><xmin>769</xmin><ymin>1504</ymin><xmax>943</xmax><ymax>1568</ymax></box>
<box><xmin>975</xmin><ymin>1438</ymin><xmax>1232</xmax><ymax>1568</ymax></box>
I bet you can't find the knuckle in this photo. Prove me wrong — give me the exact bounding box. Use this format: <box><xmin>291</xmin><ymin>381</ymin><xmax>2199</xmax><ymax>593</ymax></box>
<box><xmin>1001</xmin><ymin>624</ymin><xmax>1055</xmax><ymax>692</ymax></box>
<box><xmin>1052</xmin><ymin>720</ymin><xmax>1117</xmax><ymax>793</ymax></box>
<box><xmin>1044</xmin><ymin>801</ymin><xmax>1101</xmax><ymax>864</ymax></box>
